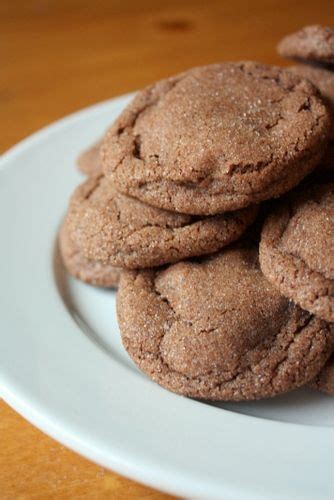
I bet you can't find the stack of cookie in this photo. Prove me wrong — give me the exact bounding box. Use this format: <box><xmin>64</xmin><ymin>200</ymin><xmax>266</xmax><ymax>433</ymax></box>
<box><xmin>278</xmin><ymin>24</ymin><xmax>334</xmax><ymax>177</ymax></box>
<box><xmin>275</xmin><ymin>24</ymin><xmax>334</xmax><ymax>395</ymax></box>
<box><xmin>61</xmin><ymin>53</ymin><xmax>334</xmax><ymax>401</ymax></box>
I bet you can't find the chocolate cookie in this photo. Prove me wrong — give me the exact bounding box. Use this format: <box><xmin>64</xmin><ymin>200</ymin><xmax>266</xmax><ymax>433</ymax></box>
<box><xmin>59</xmin><ymin>222</ymin><xmax>121</xmax><ymax>288</ymax></box>
<box><xmin>278</xmin><ymin>25</ymin><xmax>334</xmax><ymax>65</ymax></box>
<box><xmin>102</xmin><ymin>61</ymin><xmax>330</xmax><ymax>214</ymax></box>
<box><xmin>65</xmin><ymin>174</ymin><xmax>258</xmax><ymax>269</ymax></box>
<box><xmin>288</xmin><ymin>65</ymin><xmax>334</xmax><ymax>177</ymax></box>
<box><xmin>260</xmin><ymin>183</ymin><xmax>334</xmax><ymax>322</ymax></box>
<box><xmin>117</xmin><ymin>244</ymin><xmax>333</xmax><ymax>400</ymax></box>
<box><xmin>77</xmin><ymin>140</ymin><xmax>102</xmax><ymax>176</ymax></box>
<box><xmin>289</xmin><ymin>64</ymin><xmax>334</xmax><ymax>139</ymax></box>
<box><xmin>310</xmin><ymin>355</ymin><xmax>334</xmax><ymax>396</ymax></box>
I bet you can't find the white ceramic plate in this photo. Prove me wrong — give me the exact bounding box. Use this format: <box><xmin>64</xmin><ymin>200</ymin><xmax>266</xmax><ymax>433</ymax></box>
<box><xmin>1</xmin><ymin>95</ymin><xmax>334</xmax><ymax>500</ymax></box>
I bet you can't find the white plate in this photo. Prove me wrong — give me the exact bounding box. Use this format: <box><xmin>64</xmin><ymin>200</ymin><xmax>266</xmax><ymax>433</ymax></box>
<box><xmin>1</xmin><ymin>95</ymin><xmax>334</xmax><ymax>500</ymax></box>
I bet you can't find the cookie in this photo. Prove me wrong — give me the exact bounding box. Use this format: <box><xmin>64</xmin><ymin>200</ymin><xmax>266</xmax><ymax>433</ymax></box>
<box><xmin>59</xmin><ymin>222</ymin><xmax>121</xmax><ymax>288</ymax></box>
<box><xmin>102</xmin><ymin>61</ymin><xmax>330</xmax><ymax>215</ymax></box>
<box><xmin>65</xmin><ymin>174</ymin><xmax>258</xmax><ymax>269</ymax></box>
<box><xmin>289</xmin><ymin>64</ymin><xmax>334</xmax><ymax>139</ymax></box>
<box><xmin>288</xmin><ymin>64</ymin><xmax>334</xmax><ymax>177</ymax></box>
<box><xmin>117</xmin><ymin>243</ymin><xmax>333</xmax><ymax>400</ymax></box>
<box><xmin>260</xmin><ymin>183</ymin><xmax>334</xmax><ymax>322</ymax></box>
<box><xmin>77</xmin><ymin>140</ymin><xmax>102</xmax><ymax>176</ymax></box>
<box><xmin>278</xmin><ymin>25</ymin><xmax>334</xmax><ymax>65</ymax></box>
<box><xmin>310</xmin><ymin>355</ymin><xmax>334</xmax><ymax>396</ymax></box>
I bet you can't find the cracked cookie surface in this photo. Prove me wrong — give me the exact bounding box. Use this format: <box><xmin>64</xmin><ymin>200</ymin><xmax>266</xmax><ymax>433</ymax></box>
<box><xmin>117</xmin><ymin>243</ymin><xmax>333</xmax><ymax>400</ymax></box>
<box><xmin>102</xmin><ymin>61</ymin><xmax>330</xmax><ymax>214</ymax></box>
<box><xmin>289</xmin><ymin>64</ymin><xmax>334</xmax><ymax>140</ymax></box>
<box><xmin>59</xmin><ymin>222</ymin><xmax>121</xmax><ymax>288</ymax></box>
<box><xmin>289</xmin><ymin>64</ymin><xmax>334</xmax><ymax>178</ymax></box>
<box><xmin>77</xmin><ymin>139</ymin><xmax>103</xmax><ymax>176</ymax></box>
<box><xmin>64</xmin><ymin>174</ymin><xmax>258</xmax><ymax>269</ymax></box>
<box><xmin>260</xmin><ymin>183</ymin><xmax>334</xmax><ymax>322</ymax></box>
<box><xmin>278</xmin><ymin>25</ymin><xmax>334</xmax><ymax>65</ymax></box>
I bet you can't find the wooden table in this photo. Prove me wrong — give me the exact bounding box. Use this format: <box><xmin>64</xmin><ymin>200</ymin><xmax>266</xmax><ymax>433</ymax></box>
<box><xmin>2</xmin><ymin>0</ymin><xmax>334</xmax><ymax>497</ymax></box>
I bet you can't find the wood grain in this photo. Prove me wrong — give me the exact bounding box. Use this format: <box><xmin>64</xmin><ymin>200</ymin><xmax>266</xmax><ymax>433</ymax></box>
<box><xmin>0</xmin><ymin>401</ymin><xmax>174</xmax><ymax>498</ymax></box>
<box><xmin>1</xmin><ymin>0</ymin><xmax>334</xmax><ymax>497</ymax></box>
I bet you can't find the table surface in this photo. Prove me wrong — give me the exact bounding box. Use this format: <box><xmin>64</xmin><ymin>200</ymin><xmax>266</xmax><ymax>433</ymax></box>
<box><xmin>2</xmin><ymin>0</ymin><xmax>334</xmax><ymax>497</ymax></box>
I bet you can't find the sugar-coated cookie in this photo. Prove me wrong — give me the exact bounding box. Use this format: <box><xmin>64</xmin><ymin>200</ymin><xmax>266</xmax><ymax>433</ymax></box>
<box><xmin>64</xmin><ymin>174</ymin><xmax>258</xmax><ymax>269</ymax></box>
<box><xmin>102</xmin><ymin>61</ymin><xmax>330</xmax><ymax>214</ymax></box>
<box><xmin>59</xmin><ymin>222</ymin><xmax>121</xmax><ymax>288</ymax></box>
<box><xmin>260</xmin><ymin>183</ymin><xmax>334</xmax><ymax>322</ymax></box>
<box><xmin>117</xmin><ymin>243</ymin><xmax>333</xmax><ymax>400</ymax></box>
<box><xmin>278</xmin><ymin>25</ymin><xmax>334</xmax><ymax>65</ymax></box>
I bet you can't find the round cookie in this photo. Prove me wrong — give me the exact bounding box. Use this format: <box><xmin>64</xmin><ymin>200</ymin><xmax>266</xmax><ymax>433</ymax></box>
<box><xmin>59</xmin><ymin>222</ymin><xmax>121</xmax><ymax>288</ymax></box>
<box><xmin>117</xmin><ymin>243</ymin><xmax>333</xmax><ymax>400</ymax></box>
<box><xmin>289</xmin><ymin>64</ymin><xmax>334</xmax><ymax>139</ymax></box>
<box><xmin>278</xmin><ymin>25</ymin><xmax>334</xmax><ymax>65</ymax></box>
<box><xmin>65</xmin><ymin>174</ymin><xmax>258</xmax><ymax>269</ymax></box>
<box><xmin>77</xmin><ymin>140</ymin><xmax>102</xmax><ymax>176</ymax></box>
<box><xmin>310</xmin><ymin>355</ymin><xmax>334</xmax><ymax>396</ymax></box>
<box><xmin>260</xmin><ymin>183</ymin><xmax>334</xmax><ymax>322</ymax></box>
<box><xmin>102</xmin><ymin>61</ymin><xmax>330</xmax><ymax>215</ymax></box>
<box><xmin>288</xmin><ymin>65</ymin><xmax>334</xmax><ymax>178</ymax></box>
